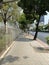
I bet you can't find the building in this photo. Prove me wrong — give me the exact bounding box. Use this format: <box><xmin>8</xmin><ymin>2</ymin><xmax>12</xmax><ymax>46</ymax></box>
<box><xmin>39</xmin><ymin>15</ymin><xmax>44</xmax><ymax>26</ymax></box>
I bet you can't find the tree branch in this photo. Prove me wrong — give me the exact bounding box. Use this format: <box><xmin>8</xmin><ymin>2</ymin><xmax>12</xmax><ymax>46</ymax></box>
<box><xmin>0</xmin><ymin>12</ymin><xmax>4</xmax><ymax>20</ymax></box>
<box><xmin>3</xmin><ymin>0</ymin><xmax>19</xmax><ymax>4</ymax></box>
<box><xmin>7</xmin><ymin>15</ymin><xmax>12</xmax><ymax>21</ymax></box>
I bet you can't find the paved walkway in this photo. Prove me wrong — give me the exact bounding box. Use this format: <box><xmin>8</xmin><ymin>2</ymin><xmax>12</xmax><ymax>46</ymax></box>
<box><xmin>0</xmin><ymin>33</ymin><xmax>49</xmax><ymax>65</ymax></box>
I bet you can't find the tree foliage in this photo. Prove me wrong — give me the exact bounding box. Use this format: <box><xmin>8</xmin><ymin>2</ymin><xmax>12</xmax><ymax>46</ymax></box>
<box><xmin>0</xmin><ymin>2</ymin><xmax>20</xmax><ymax>23</ymax></box>
<box><xmin>18</xmin><ymin>13</ymin><xmax>27</xmax><ymax>31</ymax></box>
<box><xmin>0</xmin><ymin>2</ymin><xmax>21</xmax><ymax>33</ymax></box>
<box><xmin>18</xmin><ymin>0</ymin><xmax>49</xmax><ymax>39</ymax></box>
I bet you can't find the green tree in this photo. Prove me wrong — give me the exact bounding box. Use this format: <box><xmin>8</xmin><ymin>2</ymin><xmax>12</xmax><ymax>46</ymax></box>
<box><xmin>0</xmin><ymin>2</ymin><xmax>20</xmax><ymax>33</ymax></box>
<box><xmin>18</xmin><ymin>13</ymin><xmax>27</xmax><ymax>32</ymax></box>
<box><xmin>19</xmin><ymin>13</ymin><xmax>33</xmax><ymax>32</ymax></box>
<box><xmin>0</xmin><ymin>3</ymin><xmax>14</xmax><ymax>33</ymax></box>
<box><xmin>18</xmin><ymin>0</ymin><xmax>49</xmax><ymax>40</ymax></box>
<box><xmin>45</xmin><ymin>22</ymin><xmax>49</xmax><ymax>31</ymax></box>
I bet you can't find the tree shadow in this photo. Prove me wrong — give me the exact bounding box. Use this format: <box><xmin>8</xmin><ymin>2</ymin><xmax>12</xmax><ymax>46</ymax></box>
<box><xmin>23</xmin><ymin>56</ymin><xmax>29</xmax><ymax>59</ymax></box>
<box><xmin>33</xmin><ymin>47</ymin><xmax>49</xmax><ymax>53</ymax></box>
<box><xmin>16</xmin><ymin>38</ymin><xmax>33</xmax><ymax>42</ymax></box>
<box><xmin>0</xmin><ymin>55</ymin><xmax>20</xmax><ymax>65</ymax></box>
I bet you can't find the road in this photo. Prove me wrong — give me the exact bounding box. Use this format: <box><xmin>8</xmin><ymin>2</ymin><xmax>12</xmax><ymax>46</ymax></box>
<box><xmin>29</xmin><ymin>31</ymin><xmax>49</xmax><ymax>43</ymax></box>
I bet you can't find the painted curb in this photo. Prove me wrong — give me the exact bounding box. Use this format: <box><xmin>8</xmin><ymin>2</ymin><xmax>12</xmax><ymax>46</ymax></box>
<box><xmin>0</xmin><ymin>32</ymin><xmax>22</xmax><ymax>61</ymax></box>
<box><xmin>26</xmin><ymin>33</ymin><xmax>49</xmax><ymax>48</ymax></box>
<box><xmin>0</xmin><ymin>41</ymin><xmax>15</xmax><ymax>60</ymax></box>
<box><xmin>37</xmin><ymin>38</ymin><xmax>49</xmax><ymax>48</ymax></box>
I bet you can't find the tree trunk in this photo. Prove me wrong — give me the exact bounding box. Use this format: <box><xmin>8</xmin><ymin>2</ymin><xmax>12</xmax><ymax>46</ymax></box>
<box><xmin>33</xmin><ymin>17</ymin><xmax>40</xmax><ymax>40</ymax></box>
<box><xmin>3</xmin><ymin>13</ymin><xmax>7</xmax><ymax>34</ymax></box>
<box><xmin>4</xmin><ymin>20</ymin><xmax>6</xmax><ymax>34</ymax></box>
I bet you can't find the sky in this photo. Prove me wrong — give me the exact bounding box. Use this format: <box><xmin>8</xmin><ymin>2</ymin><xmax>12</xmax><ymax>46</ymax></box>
<box><xmin>44</xmin><ymin>12</ymin><xmax>49</xmax><ymax>25</ymax></box>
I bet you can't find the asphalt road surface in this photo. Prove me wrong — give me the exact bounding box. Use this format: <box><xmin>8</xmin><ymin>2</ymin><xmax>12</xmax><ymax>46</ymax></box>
<box><xmin>29</xmin><ymin>31</ymin><xmax>49</xmax><ymax>43</ymax></box>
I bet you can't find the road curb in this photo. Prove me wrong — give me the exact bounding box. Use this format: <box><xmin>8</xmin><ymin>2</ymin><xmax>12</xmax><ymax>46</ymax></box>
<box><xmin>0</xmin><ymin>41</ymin><xmax>15</xmax><ymax>60</ymax></box>
<box><xmin>0</xmin><ymin>32</ymin><xmax>22</xmax><ymax>61</ymax></box>
<box><xmin>37</xmin><ymin>38</ymin><xmax>49</xmax><ymax>48</ymax></box>
<box><xmin>26</xmin><ymin>33</ymin><xmax>49</xmax><ymax>48</ymax></box>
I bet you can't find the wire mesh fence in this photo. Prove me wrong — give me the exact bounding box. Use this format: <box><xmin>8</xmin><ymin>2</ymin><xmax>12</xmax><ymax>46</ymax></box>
<box><xmin>0</xmin><ymin>23</ymin><xmax>21</xmax><ymax>55</ymax></box>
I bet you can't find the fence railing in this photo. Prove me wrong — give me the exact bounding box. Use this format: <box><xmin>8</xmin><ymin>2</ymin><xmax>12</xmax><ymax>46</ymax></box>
<box><xmin>0</xmin><ymin>24</ymin><xmax>21</xmax><ymax>55</ymax></box>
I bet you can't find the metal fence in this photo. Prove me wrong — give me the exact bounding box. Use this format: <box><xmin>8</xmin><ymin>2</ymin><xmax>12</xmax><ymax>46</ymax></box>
<box><xmin>0</xmin><ymin>23</ymin><xmax>21</xmax><ymax>54</ymax></box>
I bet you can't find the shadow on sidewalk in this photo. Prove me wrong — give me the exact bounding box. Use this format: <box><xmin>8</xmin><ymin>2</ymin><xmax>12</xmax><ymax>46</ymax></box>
<box><xmin>0</xmin><ymin>55</ymin><xmax>20</xmax><ymax>65</ymax></box>
<box><xmin>23</xmin><ymin>56</ymin><xmax>29</xmax><ymax>59</ymax></box>
<box><xmin>33</xmin><ymin>47</ymin><xmax>49</xmax><ymax>53</ymax></box>
<box><xmin>16</xmin><ymin>38</ymin><xmax>33</xmax><ymax>42</ymax></box>
<box><xmin>30</xmin><ymin>43</ymin><xmax>49</xmax><ymax>53</ymax></box>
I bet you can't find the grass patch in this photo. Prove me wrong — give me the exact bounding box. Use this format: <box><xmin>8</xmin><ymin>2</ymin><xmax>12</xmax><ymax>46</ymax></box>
<box><xmin>0</xmin><ymin>36</ymin><xmax>6</xmax><ymax>52</ymax></box>
<box><xmin>0</xmin><ymin>27</ymin><xmax>18</xmax><ymax>54</ymax></box>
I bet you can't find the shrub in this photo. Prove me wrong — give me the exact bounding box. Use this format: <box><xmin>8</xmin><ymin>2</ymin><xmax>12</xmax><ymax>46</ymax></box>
<box><xmin>0</xmin><ymin>37</ymin><xmax>6</xmax><ymax>52</ymax></box>
<box><xmin>46</xmin><ymin>37</ymin><xmax>49</xmax><ymax>44</ymax></box>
